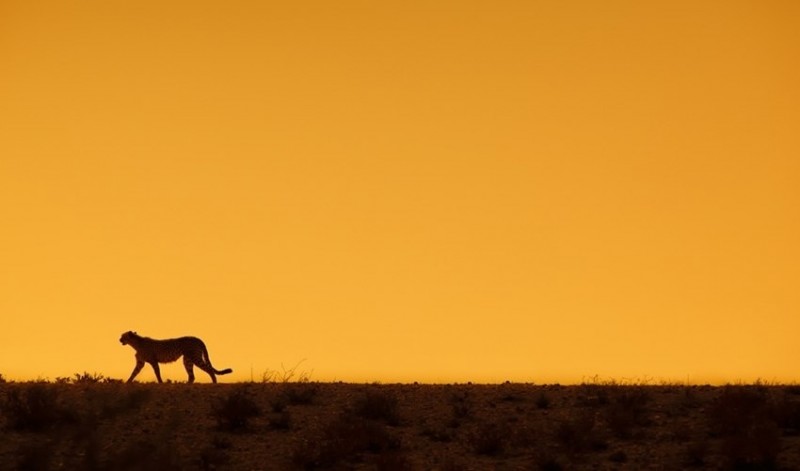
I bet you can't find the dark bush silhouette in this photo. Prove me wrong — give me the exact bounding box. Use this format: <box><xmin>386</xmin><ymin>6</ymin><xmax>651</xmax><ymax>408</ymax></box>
<box><xmin>709</xmin><ymin>387</ymin><xmax>781</xmax><ymax>469</ymax></box>
<box><xmin>213</xmin><ymin>389</ymin><xmax>261</xmax><ymax>432</ymax></box>
<box><xmin>73</xmin><ymin>372</ymin><xmax>108</xmax><ymax>384</ymax></box>
<box><xmin>1</xmin><ymin>383</ymin><xmax>72</xmax><ymax>431</ymax></box>
<box><xmin>279</xmin><ymin>382</ymin><xmax>319</xmax><ymax>406</ymax></box>
<box><xmin>354</xmin><ymin>389</ymin><xmax>401</xmax><ymax>426</ymax></box>
<box><xmin>292</xmin><ymin>413</ymin><xmax>400</xmax><ymax>469</ymax></box>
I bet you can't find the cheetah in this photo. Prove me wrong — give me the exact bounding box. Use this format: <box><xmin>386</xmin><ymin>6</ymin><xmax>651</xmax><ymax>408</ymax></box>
<box><xmin>119</xmin><ymin>331</ymin><xmax>233</xmax><ymax>383</ymax></box>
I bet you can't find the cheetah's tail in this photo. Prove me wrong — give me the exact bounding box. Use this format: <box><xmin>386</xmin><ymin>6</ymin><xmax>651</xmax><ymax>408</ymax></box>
<box><xmin>202</xmin><ymin>344</ymin><xmax>233</xmax><ymax>375</ymax></box>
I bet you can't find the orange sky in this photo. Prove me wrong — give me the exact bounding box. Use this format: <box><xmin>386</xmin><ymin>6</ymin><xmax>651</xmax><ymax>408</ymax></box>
<box><xmin>1</xmin><ymin>0</ymin><xmax>798</xmax><ymax>383</ymax></box>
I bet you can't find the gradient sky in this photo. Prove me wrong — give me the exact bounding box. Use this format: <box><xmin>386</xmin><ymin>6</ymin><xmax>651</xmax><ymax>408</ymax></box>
<box><xmin>1</xmin><ymin>0</ymin><xmax>798</xmax><ymax>383</ymax></box>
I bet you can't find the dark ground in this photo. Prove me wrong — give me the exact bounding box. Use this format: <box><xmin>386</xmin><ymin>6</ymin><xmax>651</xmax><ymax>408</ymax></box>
<box><xmin>1</xmin><ymin>380</ymin><xmax>799</xmax><ymax>470</ymax></box>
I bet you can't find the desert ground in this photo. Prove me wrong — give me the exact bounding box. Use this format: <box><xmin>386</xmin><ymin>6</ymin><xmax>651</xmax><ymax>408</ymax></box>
<box><xmin>1</xmin><ymin>377</ymin><xmax>799</xmax><ymax>470</ymax></box>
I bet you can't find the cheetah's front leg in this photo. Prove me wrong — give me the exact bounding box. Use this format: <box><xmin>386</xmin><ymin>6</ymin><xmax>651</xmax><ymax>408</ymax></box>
<box><xmin>127</xmin><ymin>360</ymin><xmax>145</xmax><ymax>383</ymax></box>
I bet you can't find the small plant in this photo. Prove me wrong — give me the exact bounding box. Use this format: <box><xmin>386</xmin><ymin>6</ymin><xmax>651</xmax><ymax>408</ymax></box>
<box><xmin>73</xmin><ymin>371</ymin><xmax>106</xmax><ymax>384</ymax></box>
<box><xmin>261</xmin><ymin>359</ymin><xmax>313</xmax><ymax>383</ymax></box>
<box><xmin>0</xmin><ymin>373</ymin><xmax>6</xmax><ymax>383</ymax></box>
<box><xmin>355</xmin><ymin>389</ymin><xmax>401</xmax><ymax>426</ymax></box>
<box><xmin>213</xmin><ymin>389</ymin><xmax>261</xmax><ymax>432</ymax></box>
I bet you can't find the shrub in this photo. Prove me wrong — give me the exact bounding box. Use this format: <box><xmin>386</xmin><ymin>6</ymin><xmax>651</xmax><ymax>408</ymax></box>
<box><xmin>709</xmin><ymin>387</ymin><xmax>781</xmax><ymax>469</ymax></box>
<box><xmin>84</xmin><ymin>384</ymin><xmax>151</xmax><ymax>419</ymax></box>
<box><xmin>261</xmin><ymin>360</ymin><xmax>314</xmax><ymax>383</ymax></box>
<box><xmin>292</xmin><ymin>414</ymin><xmax>400</xmax><ymax>469</ymax></box>
<box><xmin>577</xmin><ymin>382</ymin><xmax>610</xmax><ymax>407</ymax></box>
<box><xmin>213</xmin><ymin>389</ymin><xmax>261</xmax><ymax>432</ymax></box>
<box><xmin>354</xmin><ymin>389</ymin><xmax>400</xmax><ymax>426</ymax></box>
<box><xmin>72</xmin><ymin>372</ymin><xmax>107</xmax><ymax>384</ymax></box>
<box><xmin>279</xmin><ymin>382</ymin><xmax>319</xmax><ymax>406</ymax></box>
<box><xmin>1</xmin><ymin>383</ymin><xmax>71</xmax><ymax>431</ymax></box>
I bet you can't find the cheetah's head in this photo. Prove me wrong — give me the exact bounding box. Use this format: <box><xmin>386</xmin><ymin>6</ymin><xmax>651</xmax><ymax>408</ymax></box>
<box><xmin>119</xmin><ymin>331</ymin><xmax>137</xmax><ymax>345</ymax></box>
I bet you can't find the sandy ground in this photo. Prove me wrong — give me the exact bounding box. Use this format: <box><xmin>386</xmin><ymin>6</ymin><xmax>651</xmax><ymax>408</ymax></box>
<box><xmin>1</xmin><ymin>381</ymin><xmax>799</xmax><ymax>470</ymax></box>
